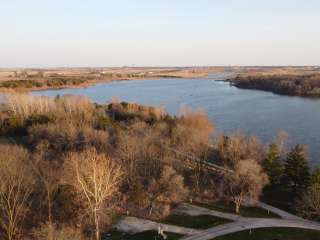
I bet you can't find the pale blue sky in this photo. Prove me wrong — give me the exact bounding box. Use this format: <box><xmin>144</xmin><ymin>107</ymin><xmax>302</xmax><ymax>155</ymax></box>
<box><xmin>1</xmin><ymin>0</ymin><xmax>320</xmax><ymax>67</ymax></box>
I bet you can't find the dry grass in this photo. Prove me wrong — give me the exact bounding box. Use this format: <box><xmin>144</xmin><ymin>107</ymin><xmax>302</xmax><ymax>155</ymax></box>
<box><xmin>2</xmin><ymin>93</ymin><xmax>95</xmax><ymax>124</ymax></box>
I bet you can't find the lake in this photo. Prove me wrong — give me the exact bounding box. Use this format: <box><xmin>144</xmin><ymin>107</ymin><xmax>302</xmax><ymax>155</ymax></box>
<box><xmin>32</xmin><ymin>74</ymin><xmax>320</xmax><ymax>166</ymax></box>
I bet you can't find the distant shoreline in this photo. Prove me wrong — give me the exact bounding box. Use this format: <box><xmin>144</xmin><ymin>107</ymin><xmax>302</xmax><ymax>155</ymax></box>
<box><xmin>226</xmin><ymin>74</ymin><xmax>320</xmax><ymax>98</ymax></box>
<box><xmin>0</xmin><ymin>68</ymin><xmax>211</xmax><ymax>93</ymax></box>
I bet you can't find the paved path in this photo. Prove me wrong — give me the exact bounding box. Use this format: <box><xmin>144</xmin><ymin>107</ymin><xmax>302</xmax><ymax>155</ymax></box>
<box><xmin>175</xmin><ymin>203</ymin><xmax>245</xmax><ymax>221</ymax></box>
<box><xmin>114</xmin><ymin>216</ymin><xmax>201</xmax><ymax>235</ymax></box>
<box><xmin>179</xmin><ymin>203</ymin><xmax>320</xmax><ymax>240</ymax></box>
<box><xmin>114</xmin><ymin>202</ymin><xmax>320</xmax><ymax>240</ymax></box>
<box><xmin>256</xmin><ymin>201</ymin><xmax>303</xmax><ymax>220</ymax></box>
<box><xmin>181</xmin><ymin>218</ymin><xmax>320</xmax><ymax>240</ymax></box>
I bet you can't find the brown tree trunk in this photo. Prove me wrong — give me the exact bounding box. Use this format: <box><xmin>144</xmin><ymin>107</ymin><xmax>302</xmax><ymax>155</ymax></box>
<box><xmin>235</xmin><ymin>202</ymin><xmax>240</xmax><ymax>214</ymax></box>
<box><xmin>47</xmin><ymin>187</ymin><xmax>54</xmax><ymax>240</ymax></box>
<box><xmin>94</xmin><ymin>208</ymin><xmax>100</xmax><ymax>240</ymax></box>
<box><xmin>149</xmin><ymin>203</ymin><xmax>154</xmax><ymax>217</ymax></box>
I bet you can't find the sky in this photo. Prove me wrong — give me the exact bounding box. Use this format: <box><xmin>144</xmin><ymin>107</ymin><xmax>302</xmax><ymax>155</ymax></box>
<box><xmin>1</xmin><ymin>0</ymin><xmax>320</xmax><ymax>67</ymax></box>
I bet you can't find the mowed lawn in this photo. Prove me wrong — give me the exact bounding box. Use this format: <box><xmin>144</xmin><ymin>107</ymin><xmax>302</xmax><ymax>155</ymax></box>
<box><xmin>195</xmin><ymin>202</ymin><xmax>280</xmax><ymax>218</ymax></box>
<box><xmin>105</xmin><ymin>230</ymin><xmax>182</xmax><ymax>240</ymax></box>
<box><xmin>213</xmin><ymin>228</ymin><xmax>320</xmax><ymax>240</ymax></box>
<box><xmin>162</xmin><ymin>213</ymin><xmax>232</xmax><ymax>229</ymax></box>
<box><xmin>0</xmin><ymin>136</ymin><xmax>27</xmax><ymax>145</ymax></box>
<box><xmin>0</xmin><ymin>136</ymin><xmax>11</xmax><ymax>144</ymax></box>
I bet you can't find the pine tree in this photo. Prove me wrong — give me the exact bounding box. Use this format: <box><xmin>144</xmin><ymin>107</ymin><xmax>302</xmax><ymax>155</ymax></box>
<box><xmin>264</xmin><ymin>144</ymin><xmax>284</xmax><ymax>185</ymax></box>
<box><xmin>284</xmin><ymin>145</ymin><xmax>310</xmax><ymax>194</ymax></box>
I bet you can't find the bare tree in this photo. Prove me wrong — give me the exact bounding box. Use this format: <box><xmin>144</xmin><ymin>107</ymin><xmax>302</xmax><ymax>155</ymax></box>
<box><xmin>32</xmin><ymin>147</ymin><xmax>61</xmax><ymax>240</ymax></box>
<box><xmin>275</xmin><ymin>131</ymin><xmax>289</xmax><ymax>158</ymax></box>
<box><xmin>173</xmin><ymin>106</ymin><xmax>214</xmax><ymax>154</ymax></box>
<box><xmin>116</xmin><ymin>122</ymin><xmax>166</xmax><ymax>185</ymax></box>
<box><xmin>0</xmin><ymin>145</ymin><xmax>35</xmax><ymax>240</ymax></box>
<box><xmin>226</xmin><ymin>159</ymin><xmax>269</xmax><ymax>214</ymax></box>
<box><xmin>63</xmin><ymin>148</ymin><xmax>123</xmax><ymax>240</ymax></box>
<box><xmin>217</xmin><ymin>131</ymin><xmax>263</xmax><ymax>168</ymax></box>
<box><xmin>147</xmin><ymin>166</ymin><xmax>188</xmax><ymax>217</ymax></box>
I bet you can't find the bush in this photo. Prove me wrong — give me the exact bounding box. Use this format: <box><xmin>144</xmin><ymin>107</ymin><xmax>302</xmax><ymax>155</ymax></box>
<box><xmin>107</xmin><ymin>102</ymin><xmax>167</xmax><ymax>123</ymax></box>
<box><xmin>46</xmin><ymin>78</ymin><xmax>86</xmax><ymax>87</ymax></box>
<box><xmin>0</xmin><ymin>115</ymin><xmax>26</xmax><ymax>135</ymax></box>
<box><xmin>0</xmin><ymin>80</ymin><xmax>43</xmax><ymax>88</ymax></box>
<box><xmin>33</xmin><ymin>223</ymin><xmax>86</xmax><ymax>240</ymax></box>
<box><xmin>29</xmin><ymin>123</ymin><xmax>110</xmax><ymax>155</ymax></box>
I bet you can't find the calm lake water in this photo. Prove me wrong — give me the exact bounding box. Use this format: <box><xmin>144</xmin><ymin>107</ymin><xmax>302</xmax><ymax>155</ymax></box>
<box><xmin>32</xmin><ymin>74</ymin><xmax>320</xmax><ymax>166</ymax></box>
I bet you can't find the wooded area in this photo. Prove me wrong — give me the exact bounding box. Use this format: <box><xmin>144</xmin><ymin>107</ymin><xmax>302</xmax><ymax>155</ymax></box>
<box><xmin>0</xmin><ymin>94</ymin><xmax>318</xmax><ymax>240</ymax></box>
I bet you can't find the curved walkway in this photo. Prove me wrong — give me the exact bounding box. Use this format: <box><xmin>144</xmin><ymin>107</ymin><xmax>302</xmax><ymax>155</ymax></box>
<box><xmin>255</xmin><ymin>201</ymin><xmax>303</xmax><ymax>220</ymax></box>
<box><xmin>179</xmin><ymin>203</ymin><xmax>320</xmax><ymax>240</ymax></box>
<box><xmin>175</xmin><ymin>203</ymin><xmax>244</xmax><ymax>221</ymax></box>
<box><xmin>114</xmin><ymin>216</ymin><xmax>201</xmax><ymax>235</ymax></box>
<box><xmin>114</xmin><ymin>202</ymin><xmax>320</xmax><ymax>240</ymax></box>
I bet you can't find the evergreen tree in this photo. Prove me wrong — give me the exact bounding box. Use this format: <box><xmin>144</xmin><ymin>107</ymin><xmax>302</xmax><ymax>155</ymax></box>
<box><xmin>264</xmin><ymin>144</ymin><xmax>284</xmax><ymax>185</ymax></box>
<box><xmin>284</xmin><ymin>145</ymin><xmax>310</xmax><ymax>194</ymax></box>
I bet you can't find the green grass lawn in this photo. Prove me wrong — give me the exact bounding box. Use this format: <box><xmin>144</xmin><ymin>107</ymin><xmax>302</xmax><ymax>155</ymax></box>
<box><xmin>0</xmin><ymin>136</ymin><xmax>10</xmax><ymax>144</ymax></box>
<box><xmin>213</xmin><ymin>228</ymin><xmax>320</xmax><ymax>240</ymax></box>
<box><xmin>262</xmin><ymin>185</ymin><xmax>297</xmax><ymax>214</ymax></box>
<box><xmin>0</xmin><ymin>136</ymin><xmax>27</xmax><ymax>145</ymax></box>
<box><xmin>195</xmin><ymin>202</ymin><xmax>281</xmax><ymax>218</ymax></box>
<box><xmin>162</xmin><ymin>213</ymin><xmax>232</xmax><ymax>229</ymax></box>
<box><xmin>104</xmin><ymin>230</ymin><xmax>182</xmax><ymax>240</ymax></box>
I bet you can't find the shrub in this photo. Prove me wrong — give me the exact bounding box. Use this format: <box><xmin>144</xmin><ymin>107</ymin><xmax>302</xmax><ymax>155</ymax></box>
<box><xmin>28</xmin><ymin>123</ymin><xmax>110</xmax><ymax>155</ymax></box>
<box><xmin>0</xmin><ymin>115</ymin><xmax>26</xmax><ymax>135</ymax></box>
<box><xmin>0</xmin><ymin>80</ymin><xmax>43</xmax><ymax>88</ymax></box>
<box><xmin>33</xmin><ymin>223</ymin><xmax>86</xmax><ymax>240</ymax></box>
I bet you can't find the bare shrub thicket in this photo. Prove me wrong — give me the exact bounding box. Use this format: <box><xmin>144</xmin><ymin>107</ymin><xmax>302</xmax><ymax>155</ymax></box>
<box><xmin>116</xmin><ymin>121</ymin><xmax>172</xmax><ymax>186</ymax></box>
<box><xmin>32</xmin><ymin>153</ymin><xmax>62</xmax><ymax>239</ymax></box>
<box><xmin>108</xmin><ymin>102</ymin><xmax>167</xmax><ymax>122</ymax></box>
<box><xmin>4</xmin><ymin>94</ymin><xmax>56</xmax><ymax>119</ymax></box>
<box><xmin>33</xmin><ymin>223</ymin><xmax>86</xmax><ymax>240</ymax></box>
<box><xmin>296</xmin><ymin>183</ymin><xmax>320</xmax><ymax>221</ymax></box>
<box><xmin>147</xmin><ymin>166</ymin><xmax>188</xmax><ymax>218</ymax></box>
<box><xmin>172</xmin><ymin>106</ymin><xmax>215</xmax><ymax>191</ymax></box>
<box><xmin>174</xmin><ymin>106</ymin><xmax>214</xmax><ymax>152</ymax></box>
<box><xmin>0</xmin><ymin>145</ymin><xmax>35</xmax><ymax>240</ymax></box>
<box><xmin>127</xmin><ymin>165</ymin><xmax>188</xmax><ymax>219</ymax></box>
<box><xmin>216</xmin><ymin>131</ymin><xmax>263</xmax><ymax>168</ymax></box>
<box><xmin>29</xmin><ymin>123</ymin><xmax>110</xmax><ymax>155</ymax></box>
<box><xmin>0</xmin><ymin>94</ymin><xmax>276</xmax><ymax>237</ymax></box>
<box><xmin>4</xmin><ymin>94</ymin><xmax>94</xmax><ymax>123</ymax></box>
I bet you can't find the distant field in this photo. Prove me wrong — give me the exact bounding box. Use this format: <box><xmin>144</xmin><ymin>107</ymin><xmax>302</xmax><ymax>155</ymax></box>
<box><xmin>0</xmin><ymin>67</ymin><xmax>214</xmax><ymax>91</ymax></box>
<box><xmin>1</xmin><ymin>66</ymin><xmax>319</xmax><ymax>93</ymax></box>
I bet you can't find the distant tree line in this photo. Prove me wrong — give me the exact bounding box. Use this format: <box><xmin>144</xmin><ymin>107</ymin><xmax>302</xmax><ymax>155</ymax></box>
<box><xmin>230</xmin><ymin>74</ymin><xmax>320</xmax><ymax>97</ymax></box>
<box><xmin>0</xmin><ymin>77</ymin><xmax>89</xmax><ymax>89</ymax></box>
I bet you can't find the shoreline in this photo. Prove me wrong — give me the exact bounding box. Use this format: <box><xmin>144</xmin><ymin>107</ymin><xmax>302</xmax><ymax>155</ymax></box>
<box><xmin>0</xmin><ymin>73</ymin><xmax>210</xmax><ymax>93</ymax></box>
